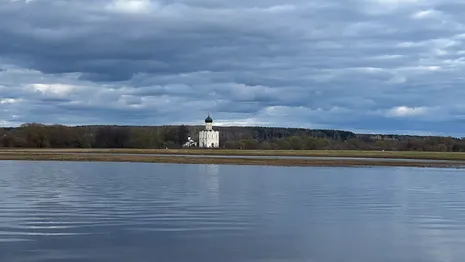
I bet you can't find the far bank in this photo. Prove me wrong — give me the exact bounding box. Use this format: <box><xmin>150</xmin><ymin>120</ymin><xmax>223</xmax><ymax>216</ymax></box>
<box><xmin>1</xmin><ymin>148</ymin><xmax>465</xmax><ymax>161</ymax></box>
<box><xmin>0</xmin><ymin>150</ymin><xmax>464</xmax><ymax>168</ymax></box>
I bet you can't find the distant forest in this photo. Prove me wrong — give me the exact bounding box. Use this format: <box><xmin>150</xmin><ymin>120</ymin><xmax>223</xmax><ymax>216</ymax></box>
<box><xmin>1</xmin><ymin>123</ymin><xmax>465</xmax><ymax>152</ymax></box>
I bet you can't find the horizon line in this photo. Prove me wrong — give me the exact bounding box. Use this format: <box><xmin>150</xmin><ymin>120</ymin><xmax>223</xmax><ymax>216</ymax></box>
<box><xmin>3</xmin><ymin>122</ymin><xmax>463</xmax><ymax>139</ymax></box>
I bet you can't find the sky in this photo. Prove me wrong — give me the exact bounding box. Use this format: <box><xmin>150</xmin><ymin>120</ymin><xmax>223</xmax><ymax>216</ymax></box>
<box><xmin>1</xmin><ymin>0</ymin><xmax>465</xmax><ymax>136</ymax></box>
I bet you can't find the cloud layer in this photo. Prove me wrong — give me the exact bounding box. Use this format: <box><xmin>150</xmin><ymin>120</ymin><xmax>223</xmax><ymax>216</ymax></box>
<box><xmin>1</xmin><ymin>0</ymin><xmax>465</xmax><ymax>135</ymax></box>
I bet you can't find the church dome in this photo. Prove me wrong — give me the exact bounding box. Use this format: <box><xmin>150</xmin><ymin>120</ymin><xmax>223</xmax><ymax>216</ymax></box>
<box><xmin>205</xmin><ymin>115</ymin><xmax>213</xmax><ymax>123</ymax></box>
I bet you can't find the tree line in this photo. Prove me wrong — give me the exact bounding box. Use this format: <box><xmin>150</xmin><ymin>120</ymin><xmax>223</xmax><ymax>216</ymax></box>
<box><xmin>1</xmin><ymin>123</ymin><xmax>464</xmax><ymax>152</ymax></box>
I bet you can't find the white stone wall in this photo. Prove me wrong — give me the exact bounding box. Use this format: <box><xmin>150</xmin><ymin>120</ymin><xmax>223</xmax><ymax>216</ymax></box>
<box><xmin>198</xmin><ymin>130</ymin><xmax>219</xmax><ymax>148</ymax></box>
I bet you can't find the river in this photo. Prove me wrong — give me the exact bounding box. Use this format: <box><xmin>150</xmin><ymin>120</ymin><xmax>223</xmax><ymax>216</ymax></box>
<box><xmin>1</xmin><ymin>161</ymin><xmax>464</xmax><ymax>261</ymax></box>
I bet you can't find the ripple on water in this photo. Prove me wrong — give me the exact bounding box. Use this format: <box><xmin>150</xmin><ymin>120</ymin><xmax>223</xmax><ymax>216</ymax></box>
<box><xmin>0</xmin><ymin>238</ymin><xmax>35</xmax><ymax>243</ymax></box>
<box><xmin>412</xmin><ymin>216</ymin><xmax>465</xmax><ymax>231</ymax></box>
<box><xmin>0</xmin><ymin>231</ymin><xmax>93</xmax><ymax>236</ymax></box>
<box><xmin>0</xmin><ymin>197</ymin><xmax>255</xmax><ymax>242</ymax></box>
<box><xmin>130</xmin><ymin>226</ymin><xmax>251</xmax><ymax>232</ymax></box>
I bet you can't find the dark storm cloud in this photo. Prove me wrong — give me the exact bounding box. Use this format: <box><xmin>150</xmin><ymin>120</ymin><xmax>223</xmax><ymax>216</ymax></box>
<box><xmin>1</xmin><ymin>0</ymin><xmax>465</xmax><ymax>135</ymax></box>
<box><xmin>0</xmin><ymin>0</ymin><xmax>292</xmax><ymax>81</ymax></box>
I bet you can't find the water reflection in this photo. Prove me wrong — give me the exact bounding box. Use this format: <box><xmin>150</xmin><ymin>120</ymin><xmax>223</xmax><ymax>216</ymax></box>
<box><xmin>1</xmin><ymin>161</ymin><xmax>465</xmax><ymax>262</ymax></box>
<box><xmin>199</xmin><ymin>164</ymin><xmax>220</xmax><ymax>199</ymax></box>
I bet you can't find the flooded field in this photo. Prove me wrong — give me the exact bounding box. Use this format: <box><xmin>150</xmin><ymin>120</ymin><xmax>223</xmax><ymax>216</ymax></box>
<box><xmin>1</xmin><ymin>161</ymin><xmax>465</xmax><ymax>262</ymax></box>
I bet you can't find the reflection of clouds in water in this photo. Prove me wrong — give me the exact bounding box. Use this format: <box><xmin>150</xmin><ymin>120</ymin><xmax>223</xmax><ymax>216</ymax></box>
<box><xmin>0</xmin><ymin>161</ymin><xmax>78</xmax><ymax>204</ymax></box>
<box><xmin>296</xmin><ymin>167</ymin><xmax>465</xmax><ymax>261</ymax></box>
<box><xmin>0</xmin><ymin>161</ymin><xmax>87</xmax><ymax>237</ymax></box>
<box><xmin>388</xmin><ymin>167</ymin><xmax>465</xmax><ymax>262</ymax></box>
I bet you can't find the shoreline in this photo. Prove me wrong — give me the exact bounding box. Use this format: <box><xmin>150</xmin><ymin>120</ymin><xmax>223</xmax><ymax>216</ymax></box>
<box><xmin>0</xmin><ymin>151</ymin><xmax>464</xmax><ymax>168</ymax></box>
<box><xmin>1</xmin><ymin>148</ymin><xmax>465</xmax><ymax>160</ymax></box>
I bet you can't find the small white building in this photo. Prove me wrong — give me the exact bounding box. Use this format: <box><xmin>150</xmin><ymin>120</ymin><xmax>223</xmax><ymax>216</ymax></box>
<box><xmin>182</xmin><ymin>136</ymin><xmax>197</xmax><ymax>148</ymax></box>
<box><xmin>198</xmin><ymin>114</ymin><xmax>219</xmax><ymax>148</ymax></box>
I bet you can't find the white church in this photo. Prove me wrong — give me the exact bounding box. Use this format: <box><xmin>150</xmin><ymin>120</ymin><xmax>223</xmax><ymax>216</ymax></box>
<box><xmin>198</xmin><ymin>114</ymin><xmax>220</xmax><ymax>148</ymax></box>
<box><xmin>181</xmin><ymin>114</ymin><xmax>220</xmax><ymax>148</ymax></box>
<box><xmin>183</xmin><ymin>114</ymin><xmax>220</xmax><ymax>148</ymax></box>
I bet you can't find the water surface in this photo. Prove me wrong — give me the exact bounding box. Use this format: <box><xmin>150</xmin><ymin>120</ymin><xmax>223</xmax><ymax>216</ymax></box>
<box><xmin>1</xmin><ymin>161</ymin><xmax>465</xmax><ymax>262</ymax></box>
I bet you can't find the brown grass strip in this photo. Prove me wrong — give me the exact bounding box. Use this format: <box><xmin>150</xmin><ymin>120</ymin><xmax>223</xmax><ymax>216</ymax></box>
<box><xmin>0</xmin><ymin>153</ymin><xmax>464</xmax><ymax>168</ymax></box>
<box><xmin>1</xmin><ymin>148</ymin><xmax>465</xmax><ymax>160</ymax></box>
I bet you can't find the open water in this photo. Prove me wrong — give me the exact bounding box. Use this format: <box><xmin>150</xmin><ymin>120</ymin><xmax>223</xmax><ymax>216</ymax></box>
<box><xmin>1</xmin><ymin>161</ymin><xmax>465</xmax><ymax>262</ymax></box>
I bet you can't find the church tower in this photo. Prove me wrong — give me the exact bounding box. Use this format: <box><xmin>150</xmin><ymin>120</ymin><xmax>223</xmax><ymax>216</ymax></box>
<box><xmin>198</xmin><ymin>114</ymin><xmax>220</xmax><ymax>148</ymax></box>
<box><xmin>205</xmin><ymin>114</ymin><xmax>213</xmax><ymax>130</ymax></box>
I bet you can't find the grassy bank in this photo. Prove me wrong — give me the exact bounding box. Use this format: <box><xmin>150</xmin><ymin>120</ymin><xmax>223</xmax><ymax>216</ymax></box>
<box><xmin>1</xmin><ymin>148</ymin><xmax>465</xmax><ymax>160</ymax></box>
<box><xmin>0</xmin><ymin>151</ymin><xmax>464</xmax><ymax>168</ymax></box>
